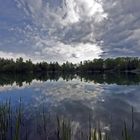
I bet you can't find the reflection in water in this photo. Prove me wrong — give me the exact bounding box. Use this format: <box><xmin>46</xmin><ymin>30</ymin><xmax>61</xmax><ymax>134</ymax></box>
<box><xmin>0</xmin><ymin>72</ymin><xmax>140</xmax><ymax>86</ymax></box>
<box><xmin>0</xmin><ymin>73</ymin><xmax>140</xmax><ymax>139</ymax></box>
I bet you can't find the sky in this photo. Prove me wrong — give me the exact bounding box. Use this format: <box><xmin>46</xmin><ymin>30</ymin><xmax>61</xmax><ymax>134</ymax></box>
<box><xmin>0</xmin><ymin>0</ymin><xmax>140</xmax><ymax>63</ymax></box>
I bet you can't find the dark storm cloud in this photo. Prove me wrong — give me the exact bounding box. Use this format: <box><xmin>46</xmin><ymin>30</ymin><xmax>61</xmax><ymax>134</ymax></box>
<box><xmin>100</xmin><ymin>0</ymin><xmax>140</xmax><ymax>57</ymax></box>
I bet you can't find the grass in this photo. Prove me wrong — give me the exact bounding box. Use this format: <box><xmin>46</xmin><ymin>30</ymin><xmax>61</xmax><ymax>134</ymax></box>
<box><xmin>0</xmin><ymin>101</ymin><xmax>136</xmax><ymax>140</ymax></box>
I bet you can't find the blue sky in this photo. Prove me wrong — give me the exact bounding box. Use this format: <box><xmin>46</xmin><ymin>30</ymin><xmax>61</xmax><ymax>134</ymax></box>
<box><xmin>0</xmin><ymin>0</ymin><xmax>140</xmax><ymax>63</ymax></box>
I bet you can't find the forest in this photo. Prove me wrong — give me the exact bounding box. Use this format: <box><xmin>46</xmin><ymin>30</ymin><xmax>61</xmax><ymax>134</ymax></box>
<box><xmin>0</xmin><ymin>57</ymin><xmax>140</xmax><ymax>73</ymax></box>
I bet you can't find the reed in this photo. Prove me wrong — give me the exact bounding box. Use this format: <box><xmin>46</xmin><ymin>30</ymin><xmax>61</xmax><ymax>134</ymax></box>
<box><xmin>0</xmin><ymin>101</ymin><xmax>136</xmax><ymax>140</ymax></box>
<box><xmin>56</xmin><ymin>116</ymin><xmax>72</xmax><ymax>140</ymax></box>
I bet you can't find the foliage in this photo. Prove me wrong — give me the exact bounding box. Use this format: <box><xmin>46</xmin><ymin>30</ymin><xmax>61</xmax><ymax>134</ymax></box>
<box><xmin>0</xmin><ymin>57</ymin><xmax>140</xmax><ymax>73</ymax></box>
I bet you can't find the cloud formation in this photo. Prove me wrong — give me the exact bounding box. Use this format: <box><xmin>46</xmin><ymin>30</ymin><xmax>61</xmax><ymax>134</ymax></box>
<box><xmin>0</xmin><ymin>0</ymin><xmax>140</xmax><ymax>62</ymax></box>
<box><xmin>100</xmin><ymin>0</ymin><xmax>140</xmax><ymax>57</ymax></box>
<box><xmin>13</xmin><ymin>0</ymin><xmax>106</xmax><ymax>62</ymax></box>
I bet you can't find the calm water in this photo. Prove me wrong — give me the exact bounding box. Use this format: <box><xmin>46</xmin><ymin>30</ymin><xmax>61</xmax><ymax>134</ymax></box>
<box><xmin>0</xmin><ymin>73</ymin><xmax>140</xmax><ymax>139</ymax></box>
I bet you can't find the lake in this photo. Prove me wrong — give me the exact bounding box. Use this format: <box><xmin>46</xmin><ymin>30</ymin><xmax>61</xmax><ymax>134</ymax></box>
<box><xmin>0</xmin><ymin>72</ymin><xmax>140</xmax><ymax>140</ymax></box>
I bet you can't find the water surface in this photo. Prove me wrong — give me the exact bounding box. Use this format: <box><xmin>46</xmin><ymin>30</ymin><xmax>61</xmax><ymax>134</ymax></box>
<box><xmin>0</xmin><ymin>73</ymin><xmax>140</xmax><ymax>140</ymax></box>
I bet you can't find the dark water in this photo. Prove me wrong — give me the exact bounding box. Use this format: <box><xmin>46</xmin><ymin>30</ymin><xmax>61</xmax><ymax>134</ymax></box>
<box><xmin>0</xmin><ymin>72</ymin><xmax>140</xmax><ymax>140</ymax></box>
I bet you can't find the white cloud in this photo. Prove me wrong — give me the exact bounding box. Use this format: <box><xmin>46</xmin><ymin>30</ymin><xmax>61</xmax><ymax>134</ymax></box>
<box><xmin>0</xmin><ymin>51</ymin><xmax>43</xmax><ymax>63</ymax></box>
<box><xmin>0</xmin><ymin>51</ymin><xmax>29</xmax><ymax>60</ymax></box>
<box><xmin>2</xmin><ymin>0</ymin><xmax>140</xmax><ymax>62</ymax></box>
<box><xmin>13</xmin><ymin>0</ymin><xmax>106</xmax><ymax>63</ymax></box>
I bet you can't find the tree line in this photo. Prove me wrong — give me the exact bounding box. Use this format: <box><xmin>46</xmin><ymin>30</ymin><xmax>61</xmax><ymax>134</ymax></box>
<box><xmin>0</xmin><ymin>57</ymin><xmax>140</xmax><ymax>73</ymax></box>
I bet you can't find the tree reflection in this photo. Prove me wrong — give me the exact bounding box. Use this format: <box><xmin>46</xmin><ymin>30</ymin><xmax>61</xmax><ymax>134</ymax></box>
<box><xmin>0</xmin><ymin>72</ymin><xmax>139</xmax><ymax>86</ymax></box>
